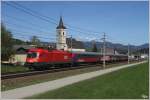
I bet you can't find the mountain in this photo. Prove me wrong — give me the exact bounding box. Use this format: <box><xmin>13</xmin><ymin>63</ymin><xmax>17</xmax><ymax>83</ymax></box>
<box><xmin>137</xmin><ymin>43</ymin><xmax>149</xmax><ymax>49</ymax></box>
<box><xmin>40</xmin><ymin>40</ymin><xmax>149</xmax><ymax>54</ymax></box>
<box><xmin>83</xmin><ymin>41</ymin><xmax>149</xmax><ymax>54</ymax></box>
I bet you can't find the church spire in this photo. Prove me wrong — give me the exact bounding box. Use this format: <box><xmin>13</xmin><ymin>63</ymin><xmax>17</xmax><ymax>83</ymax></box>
<box><xmin>56</xmin><ymin>16</ymin><xmax>67</xmax><ymax>29</ymax></box>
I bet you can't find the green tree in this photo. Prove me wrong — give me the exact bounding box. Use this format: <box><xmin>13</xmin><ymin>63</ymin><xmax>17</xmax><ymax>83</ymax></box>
<box><xmin>30</xmin><ymin>36</ymin><xmax>41</xmax><ymax>46</ymax></box>
<box><xmin>1</xmin><ymin>23</ymin><xmax>14</xmax><ymax>60</ymax></box>
<box><xmin>92</xmin><ymin>41</ymin><xmax>98</xmax><ymax>52</ymax></box>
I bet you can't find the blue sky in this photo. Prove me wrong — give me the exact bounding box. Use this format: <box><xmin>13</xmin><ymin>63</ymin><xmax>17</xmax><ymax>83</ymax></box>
<box><xmin>1</xmin><ymin>1</ymin><xmax>149</xmax><ymax>45</ymax></box>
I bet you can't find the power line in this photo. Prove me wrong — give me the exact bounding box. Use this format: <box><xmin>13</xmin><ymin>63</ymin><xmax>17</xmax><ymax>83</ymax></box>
<box><xmin>3</xmin><ymin>19</ymin><xmax>96</xmax><ymax>42</ymax></box>
<box><xmin>8</xmin><ymin>28</ymin><xmax>56</xmax><ymax>38</ymax></box>
<box><xmin>5</xmin><ymin>2</ymin><xmax>57</xmax><ymax>25</ymax></box>
<box><xmin>13</xmin><ymin>35</ymin><xmax>56</xmax><ymax>43</ymax></box>
<box><xmin>68</xmin><ymin>27</ymin><xmax>98</xmax><ymax>36</ymax></box>
<box><xmin>5</xmin><ymin>2</ymin><xmax>102</xmax><ymax>35</ymax></box>
<box><xmin>3</xmin><ymin>20</ymin><xmax>55</xmax><ymax>35</ymax></box>
<box><xmin>66</xmin><ymin>24</ymin><xmax>100</xmax><ymax>34</ymax></box>
<box><xmin>4</xmin><ymin>14</ymin><xmax>53</xmax><ymax>31</ymax></box>
<box><xmin>2</xmin><ymin>15</ymin><xmax>92</xmax><ymax>40</ymax></box>
<box><xmin>2</xmin><ymin>25</ymin><xmax>57</xmax><ymax>40</ymax></box>
<box><xmin>3</xmin><ymin>21</ymin><xmax>57</xmax><ymax>42</ymax></box>
<box><xmin>4</xmin><ymin>2</ymin><xmax>118</xmax><ymax>48</ymax></box>
<box><xmin>13</xmin><ymin>2</ymin><xmax>101</xmax><ymax>34</ymax></box>
<box><xmin>12</xmin><ymin>32</ymin><xmax>56</xmax><ymax>41</ymax></box>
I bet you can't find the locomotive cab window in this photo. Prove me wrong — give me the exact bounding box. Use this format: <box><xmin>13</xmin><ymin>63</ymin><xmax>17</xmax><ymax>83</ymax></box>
<box><xmin>27</xmin><ymin>52</ymin><xmax>37</xmax><ymax>58</ymax></box>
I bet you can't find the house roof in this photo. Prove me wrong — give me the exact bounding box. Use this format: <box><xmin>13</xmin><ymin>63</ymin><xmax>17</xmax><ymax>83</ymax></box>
<box><xmin>13</xmin><ymin>45</ymin><xmax>36</xmax><ymax>54</ymax></box>
<box><xmin>66</xmin><ymin>38</ymin><xmax>85</xmax><ymax>49</ymax></box>
<box><xmin>13</xmin><ymin>45</ymin><xmax>36</xmax><ymax>50</ymax></box>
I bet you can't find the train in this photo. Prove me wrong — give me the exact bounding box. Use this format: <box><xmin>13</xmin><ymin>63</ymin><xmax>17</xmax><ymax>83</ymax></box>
<box><xmin>25</xmin><ymin>48</ymin><xmax>128</xmax><ymax>70</ymax></box>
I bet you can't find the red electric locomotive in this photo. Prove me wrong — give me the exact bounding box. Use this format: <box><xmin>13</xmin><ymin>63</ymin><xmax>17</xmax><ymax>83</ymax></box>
<box><xmin>25</xmin><ymin>48</ymin><xmax>72</xmax><ymax>69</ymax></box>
<box><xmin>25</xmin><ymin>48</ymin><xmax>128</xmax><ymax>70</ymax></box>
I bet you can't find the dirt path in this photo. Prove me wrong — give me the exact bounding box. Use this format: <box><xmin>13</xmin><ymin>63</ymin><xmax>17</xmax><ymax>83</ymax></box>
<box><xmin>1</xmin><ymin>61</ymin><xmax>146</xmax><ymax>99</ymax></box>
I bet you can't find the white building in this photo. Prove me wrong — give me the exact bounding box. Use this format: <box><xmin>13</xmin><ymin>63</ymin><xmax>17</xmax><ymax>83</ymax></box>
<box><xmin>141</xmin><ymin>54</ymin><xmax>149</xmax><ymax>59</ymax></box>
<box><xmin>56</xmin><ymin>17</ymin><xmax>85</xmax><ymax>52</ymax></box>
<box><xmin>56</xmin><ymin>16</ymin><xmax>68</xmax><ymax>51</ymax></box>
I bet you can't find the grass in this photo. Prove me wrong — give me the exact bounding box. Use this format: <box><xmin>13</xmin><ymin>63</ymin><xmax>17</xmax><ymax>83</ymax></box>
<box><xmin>1</xmin><ymin>65</ymin><xmax>29</xmax><ymax>74</ymax></box>
<box><xmin>1</xmin><ymin>61</ymin><xmax>131</xmax><ymax>91</ymax></box>
<box><xmin>1</xmin><ymin>64</ymin><xmax>29</xmax><ymax>74</ymax></box>
<box><xmin>29</xmin><ymin>62</ymin><xmax>149</xmax><ymax>99</ymax></box>
<box><xmin>1</xmin><ymin>61</ymin><xmax>142</xmax><ymax>91</ymax></box>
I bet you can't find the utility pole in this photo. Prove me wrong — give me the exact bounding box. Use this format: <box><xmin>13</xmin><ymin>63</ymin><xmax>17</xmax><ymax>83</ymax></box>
<box><xmin>71</xmin><ymin>35</ymin><xmax>72</xmax><ymax>52</ymax></box>
<box><xmin>128</xmin><ymin>43</ymin><xmax>130</xmax><ymax>64</ymax></box>
<box><xmin>138</xmin><ymin>48</ymin><xmax>140</xmax><ymax>61</ymax></box>
<box><xmin>70</xmin><ymin>35</ymin><xmax>73</xmax><ymax>67</ymax></box>
<box><xmin>101</xmin><ymin>32</ymin><xmax>106</xmax><ymax>68</ymax></box>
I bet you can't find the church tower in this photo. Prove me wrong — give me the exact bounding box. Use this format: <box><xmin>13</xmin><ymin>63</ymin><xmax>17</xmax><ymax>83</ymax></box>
<box><xmin>56</xmin><ymin>16</ymin><xmax>68</xmax><ymax>50</ymax></box>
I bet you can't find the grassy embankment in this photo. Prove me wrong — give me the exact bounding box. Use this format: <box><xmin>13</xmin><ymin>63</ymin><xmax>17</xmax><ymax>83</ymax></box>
<box><xmin>1</xmin><ymin>64</ymin><xmax>29</xmax><ymax>74</ymax></box>
<box><xmin>29</xmin><ymin>62</ymin><xmax>149</xmax><ymax>99</ymax></box>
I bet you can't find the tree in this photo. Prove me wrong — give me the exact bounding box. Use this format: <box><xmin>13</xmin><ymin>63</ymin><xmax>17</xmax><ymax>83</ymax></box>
<box><xmin>30</xmin><ymin>36</ymin><xmax>41</xmax><ymax>46</ymax></box>
<box><xmin>92</xmin><ymin>41</ymin><xmax>98</xmax><ymax>52</ymax></box>
<box><xmin>1</xmin><ymin>23</ymin><xmax>14</xmax><ymax>60</ymax></box>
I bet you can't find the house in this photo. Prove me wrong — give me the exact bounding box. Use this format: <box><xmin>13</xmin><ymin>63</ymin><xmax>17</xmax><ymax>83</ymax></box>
<box><xmin>101</xmin><ymin>48</ymin><xmax>120</xmax><ymax>55</ymax></box>
<box><xmin>140</xmin><ymin>54</ymin><xmax>149</xmax><ymax>59</ymax></box>
<box><xmin>9</xmin><ymin>45</ymin><xmax>36</xmax><ymax>65</ymax></box>
<box><xmin>66</xmin><ymin>38</ymin><xmax>85</xmax><ymax>52</ymax></box>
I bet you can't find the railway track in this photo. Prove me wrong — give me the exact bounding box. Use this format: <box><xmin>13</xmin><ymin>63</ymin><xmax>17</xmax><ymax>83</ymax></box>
<box><xmin>1</xmin><ymin>64</ymin><xmax>103</xmax><ymax>80</ymax></box>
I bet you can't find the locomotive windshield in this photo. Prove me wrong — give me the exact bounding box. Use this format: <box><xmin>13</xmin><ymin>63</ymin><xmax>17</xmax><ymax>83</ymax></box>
<box><xmin>27</xmin><ymin>52</ymin><xmax>37</xmax><ymax>58</ymax></box>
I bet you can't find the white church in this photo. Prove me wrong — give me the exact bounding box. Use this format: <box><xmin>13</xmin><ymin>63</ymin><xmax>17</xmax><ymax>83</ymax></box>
<box><xmin>56</xmin><ymin>17</ymin><xmax>85</xmax><ymax>52</ymax></box>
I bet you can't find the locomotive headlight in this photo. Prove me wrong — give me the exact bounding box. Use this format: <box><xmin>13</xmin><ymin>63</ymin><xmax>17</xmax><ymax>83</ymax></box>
<box><xmin>36</xmin><ymin>52</ymin><xmax>40</xmax><ymax>58</ymax></box>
